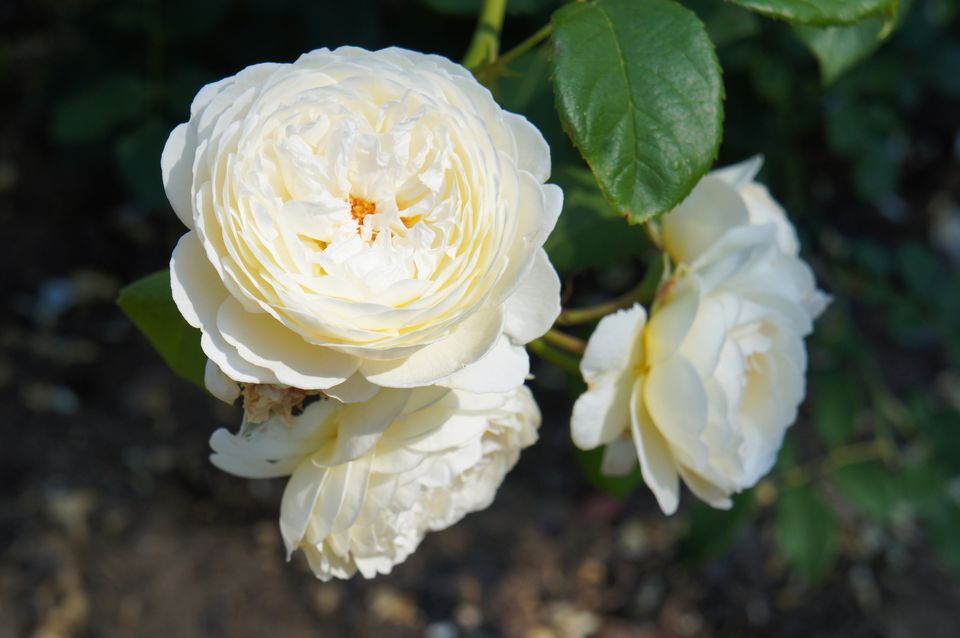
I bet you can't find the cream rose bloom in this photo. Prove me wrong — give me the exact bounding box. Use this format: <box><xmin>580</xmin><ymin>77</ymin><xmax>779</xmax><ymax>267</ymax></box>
<box><xmin>663</xmin><ymin>156</ymin><xmax>800</xmax><ymax>261</ymax></box>
<box><xmin>571</xmin><ymin>161</ymin><xmax>828</xmax><ymax>514</ymax></box>
<box><xmin>163</xmin><ymin>47</ymin><xmax>562</xmax><ymax>397</ymax></box>
<box><xmin>210</xmin><ymin>384</ymin><xmax>539</xmax><ymax>580</ymax></box>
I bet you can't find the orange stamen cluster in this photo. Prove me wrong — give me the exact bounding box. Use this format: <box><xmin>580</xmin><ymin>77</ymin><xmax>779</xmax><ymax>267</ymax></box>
<box><xmin>349</xmin><ymin>196</ymin><xmax>376</xmax><ymax>225</ymax></box>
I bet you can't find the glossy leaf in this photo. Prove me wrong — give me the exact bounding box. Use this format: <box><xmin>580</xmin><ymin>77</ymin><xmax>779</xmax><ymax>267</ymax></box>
<box><xmin>117</xmin><ymin>270</ymin><xmax>206</xmax><ymax>388</ymax></box>
<box><xmin>795</xmin><ymin>16</ymin><xmax>887</xmax><ymax>84</ymax></box>
<box><xmin>550</xmin><ymin>0</ymin><xmax>723</xmax><ymax>224</ymax></box>
<box><xmin>727</xmin><ymin>0</ymin><xmax>896</xmax><ymax>26</ymax></box>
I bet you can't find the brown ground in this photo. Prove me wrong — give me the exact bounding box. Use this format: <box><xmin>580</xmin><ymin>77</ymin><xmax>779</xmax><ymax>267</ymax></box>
<box><xmin>2</xmin><ymin>305</ymin><xmax>959</xmax><ymax>638</ymax></box>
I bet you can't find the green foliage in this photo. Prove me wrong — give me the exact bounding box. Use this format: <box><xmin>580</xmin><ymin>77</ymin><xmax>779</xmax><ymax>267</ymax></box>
<box><xmin>52</xmin><ymin>74</ymin><xmax>148</xmax><ymax>144</ymax></box>
<box><xmin>923</xmin><ymin>503</ymin><xmax>960</xmax><ymax>572</ymax></box>
<box><xmin>812</xmin><ymin>371</ymin><xmax>866</xmax><ymax>446</ymax></box>
<box><xmin>680</xmin><ymin>491</ymin><xmax>756</xmax><ymax>563</ymax></box>
<box><xmin>727</xmin><ymin>0</ymin><xmax>897</xmax><ymax>26</ymax></box>
<box><xmin>832</xmin><ymin>461</ymin><xmax>902</xmax><ymax>520</ymax></box>
<box><xmin>117</xmin><ymin>271</ymin><xmax>206</xmax><ymax>388</ymax></box>
<box><xmin>918</xmin><ymin>410</ymin><xmax>960</xmax><ymax>472</ymax></box>
<box><xmin>795</xmin><ymin>0</ymin><xmax>907</xmax><ymax>83</ymax></box>
<box><xmin>775</xmin><ymin>485</ymin><xmax>839</xmax><ymax>581</ymax></box>
<box><xmin>550</xmin><ymin>0</ymin><xmax>723</xmax><ymax>224</ymax></box>
<box><xmin>544</xmin><ymin>167</ymin><xmax>649</xmax><ymax>274</ymax></box>
<box><xmin>576</xmin><ymin>447</ymin><xmax>644</xmax><ymax>500</ymax></box>
<box><xmin>795</xmin><ymin>16</ymin><xmax>890</xmax><ymax>84</ymax></box>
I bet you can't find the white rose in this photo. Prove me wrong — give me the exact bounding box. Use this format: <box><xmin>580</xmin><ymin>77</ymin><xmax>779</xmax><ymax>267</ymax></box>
<box><xmin>163</xmin><ymin>47</ymin><xmax>562</xmax><ymax>397</ymax></box>
<box><xmin>663</xmin><ymin>156</ymin><xmax>801</xmax><ymax>262</ymax></box>
<box><xmin>210</xmin><ymin>384</ymin><xmax>540</xmax><ymax>580</ymax></box>
<box><xmin>571</xmin><ymin>167</ymin><xmax>827</xmax><ymax>514</ymax></box>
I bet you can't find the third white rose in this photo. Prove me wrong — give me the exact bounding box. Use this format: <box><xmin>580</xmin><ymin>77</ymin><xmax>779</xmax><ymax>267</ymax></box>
<box><xmin>571</xmin><ymin>159</ymin><xmax>828</xmax><ymax>514</ymax></box>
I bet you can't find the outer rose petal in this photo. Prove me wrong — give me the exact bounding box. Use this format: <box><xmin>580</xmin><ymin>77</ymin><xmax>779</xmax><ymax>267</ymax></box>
<box><xmin>359</xmin><ymin>307</ymin><xmax>504</xmax><ymax>388</ymax></box>
<box><xmin>324</xmin><ymin>373</ymin><xmax>381</xmax><ymax>404</ymax></box>
<box><xmin>571</xmin><ymin>305</ymin><xmax>645</xmax><ymax>450</ymax></box>
<box><xmin>491</xmin><ymin>179</ymin><xmax>563</xmax><ymax>310</ymax></box>
<box><xmin>600</xmin><ymin>438</ymin><xmax>638</xmax><ymax>476</ymax></box>
<box><xmin>676</xmin><ymin>465</ymin><xmax>733</xmax><ymax>510</ymax></box>
<box><xmin>645</xmin><ymin>275</ymin><xmax>701</xmax><ymax>365</ymax></box>
<box><xmin>204</xmin><ymin>360</ymin><xmax>240</xmax><ymax>404</ymax></box>
<box><xmin>643</xmin><ymin>354</ymin><xmax>709</xmax><ymax>462</ymax></box>
<box><xmin>502</xmin><ymin>249</ymin><xmax>561</xmax><ymax>345</ymax></box>
<box><xmin>169</xmin><ymin>231</ymin><xmax>223</xmax><ymax>330</ymax></box>
<box><xmin>712</xmin><ymin>155</ymin><xmax>763</xmax><ymax>187</ymax></box>
<box><xmin>579</xmin><ymin>304</ymin><xmax>646</xmax><ymax>383</ymax></box>
<box><xmin>160</xmin><ymin>122</ymin><xmax>195</xmax><ymax>229</ymax></box>
<box><xmin>314</xmin><ymin>388</ymin><xmax>411</xmax><ymax>467</ymax></box>
<box><xmin>217</xmin><ymin>297</ymin><xmax>360</xmax><ymax>390</ymax></box>
<box><xmin>662</xmin><ymin>175</ymin><xmax>750</xmax><ymax>264</ymax></box>
<box><xmin>504</xmin><ymin>111</ymin><xmax>552</xmax><ymax>182</ymax></box>
<box><xmin>571</xmin><ymin>379</ymin><xmax>632</xmax><ymax>450</ymax></box>
<box><xmin>629</xmin><ymin>377</ymin><xmax>680</xmax><ymax>515</ymax></box>
<box><xmin>170</xmin><ymin>231</ymin><xmax>279</xmax><ymax>384</ymax></box>
<box><xmin>437</xmin><ymin>335</ymin><xmax>529</xmax><ymax>394</ymax></box>
<box><xmin>712</xmin><ymin>155</ymin><xmax>801</xmax><ymax>257</ymax></box>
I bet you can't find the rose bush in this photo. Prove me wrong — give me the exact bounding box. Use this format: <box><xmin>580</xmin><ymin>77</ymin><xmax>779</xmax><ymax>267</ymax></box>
<box><xmin>163</xmin><ymin>46</ymin><xmax>562</xmax><ymax>396</ymax></box>
<box><xmin>571</xmin><ymin>160</ymin><xmax>828</xmax><ymax>514</ymax></box>
<box><xmin>210</xmin><ymin>384</ymin><xmax>539</xmax><ymax>580</ymax></box>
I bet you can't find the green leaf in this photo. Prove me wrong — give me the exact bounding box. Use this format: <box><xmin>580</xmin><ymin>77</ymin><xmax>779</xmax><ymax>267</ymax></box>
<box><xmin>544</xmin><ymin>166</ymin><xmax>648</xmax><ymax>274</ymax></box>
<box><xmin>117</xmin><ymin>270</ymin><xmax>206</xmax><ymax>388</ymax></box>
<box><xmin>550</xmin><ymin>0</ymin><xmax>723</xmax><ymax>224</ymax></box>
<box><xmin>918</xmin><ymin>410</ymin><xmax>960</xmax><ymax>472</ymax></box>
<box><xmin>726</xmin><ymin>0</ymin><xmax>896</xmax><ymax>26</ymax></box>
<box><xmin>795</xmin><ymin>0</ymin><xmax>907</xmax><ymax>84</ymax></box>
<box><xmin>834</xmin><ymin>460</ymin><xmax>950</xmax><ymax>521</ymax></box>
<box><xmin>833</xmin><ymin>461</ymin><xmax>897</xmax><ymax>520</ymax></box>
<box><xmin>923</xmin><ymin>503</ymin><xmax>960</xmax><ymax>572</ymax></box>
<box><xmin>775</xmin><ymin>485</ymin><xmax>838</xmax><ymax>581</ymax></box>
<box><xmin>51</xmin><ymin>74</ymin><xmax>148</xmax><ymax>144</ymax></box>
<box><xmin>795</xmin><ymin>16</ymin><xmax>888</xmax><ymax>84</ymax></box>
<box><xmin>680</xmin><ymin>491</ymin><xmax>756</xmax><ymax>563</ymax></box>
<box><xmin>812</xmin><ymin>371</ymin><xmax>865</xmax><ymax>446</ymax></box>
<box><xmin>576</xmin><ymin>446</ymin><xmax>644</xmax><ymax>500</ymax></box>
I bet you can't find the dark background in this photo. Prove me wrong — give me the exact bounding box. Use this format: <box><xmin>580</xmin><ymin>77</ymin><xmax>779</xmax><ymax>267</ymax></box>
<box><xmin>2</xmin><ymin>0</ymin><xmax>960</xmax><ymax>636</ymax></box>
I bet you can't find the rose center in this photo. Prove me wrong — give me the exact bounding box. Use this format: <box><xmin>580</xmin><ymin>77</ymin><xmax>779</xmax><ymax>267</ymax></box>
<box><xmin>349</xmin><ymin>195</ymin><xmax>376</xmax><ymax>226</ymax></box>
